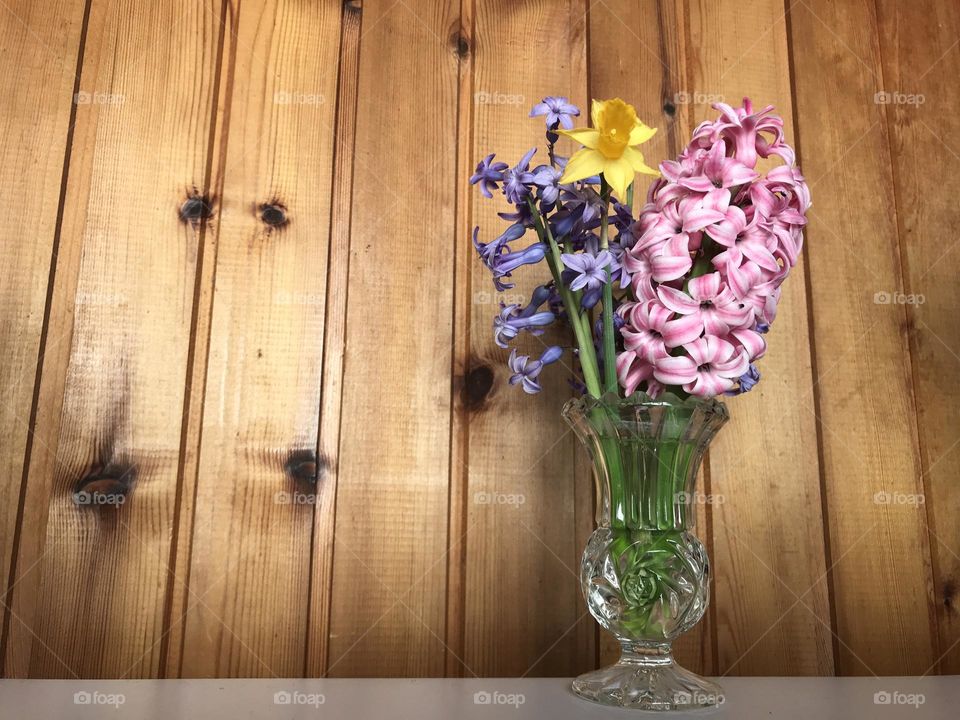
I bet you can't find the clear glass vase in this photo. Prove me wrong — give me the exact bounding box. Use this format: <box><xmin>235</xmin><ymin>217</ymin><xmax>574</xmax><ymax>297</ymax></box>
<box><xmin>562</xmin><ymin>392</ymin><xmax>729</xmax><ymax>711</ymax></box>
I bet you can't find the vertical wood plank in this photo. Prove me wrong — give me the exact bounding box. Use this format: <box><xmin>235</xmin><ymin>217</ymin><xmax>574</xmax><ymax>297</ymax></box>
<box><xmin>0</xmin><ymin>0</ymin><xmax>87</xmax><ymax>652</ymax></box>
<box><xmin>325</xmin><ymin>0</ymin><xmax>460</xmax><ymax>677</ymax></box>
<box><xmin>3</xmin><ymin>0</ymin><xmax>222</xmax><ymax>677</ymax></box>
<box><xmin>460</xmin><ymin>0</ymin><xmax>592</xmax><ymax>677</ymax></box>
<box><xmin>585</xmin><ymin>0</ymin><xmax>719</xmax><ymax>675</ymax></box>
<box><xmin>305</xmin><ymin>0</ymin><xmax>363</xmax><ymax>679</ymax></box>
<box><xmin>683</xmin><ymin>0</ymin><xmax>834</xmax><ymax>676</ymax></box>
<box><xmin>173</xmin><ymin>0</ymin><xmax>342</xmax><ymax>678</ymax></box>
<box><xmin>875</xmin><ymin>0</ymin><xmax>960</xmax><ymax>674</ymax></box>
<box><xmin>789</xmin><ymin>0</ymin><xmax>938</xmax><ymax>674</ymax></box>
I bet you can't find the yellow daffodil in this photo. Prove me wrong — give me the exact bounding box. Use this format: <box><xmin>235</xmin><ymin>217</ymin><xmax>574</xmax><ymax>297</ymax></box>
<box><xmin>558</xmin><ymin>98</ymin><xmax>659</xmax><ymax>199</ymax></box>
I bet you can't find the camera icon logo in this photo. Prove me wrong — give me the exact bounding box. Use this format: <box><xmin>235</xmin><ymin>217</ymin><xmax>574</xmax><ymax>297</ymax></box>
<box><xmin>473</xmin><ymin>691</ymin><xmax>492</xmax><ymax>705</ymax></box>
<box><xmin>73</xmin><ymin>691</ymin><xmax>91</xmax><ymax>705</ymax></box>
<box><xmin>274</xmin><ymin>691</ymin><xmax>292</xmax><ymax>705</ymax></box>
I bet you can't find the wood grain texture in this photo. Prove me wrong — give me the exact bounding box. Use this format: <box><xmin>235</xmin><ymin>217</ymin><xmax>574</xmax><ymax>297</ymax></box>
<box><xmin>685</xmin><ymin>0</ymin><xmax>833</xmax><ymax>676</ymax></box>
<box><xmin>0</xmin><ymin>0</ymin><xmax>86</xmax><ymax>645</ymax></box>
<box><xmin>789</xmin><ymin>0</ymin><xmax>938</xmax><ymax>675</ymax></box>
<box><xmin>325</xmin><ymin>0</ymin><xmax>460</xmax><ymax>677</ymax></box>
<box><xmin>174</xmin><ymin>0</ymin><xmax>342</xmax><ymax>678</ymax></box>
<box><xmin>874</xmin><ymin>0</ymin><xmax>960</xmax><ymax>674</ymax></box>
<box><xmin>2</xmin><ymin>0</ymin><xmax>959</xmax><ymax>680</ymax></box>
<box><xmin>460</xmin><ymin>0</ymin><xmax>592</xmax><ymax>678</ymax></box>
<box><xmin>3</xmin><ymin>0</ymin><xmax>222</xmax><ymax>677</ymax></box>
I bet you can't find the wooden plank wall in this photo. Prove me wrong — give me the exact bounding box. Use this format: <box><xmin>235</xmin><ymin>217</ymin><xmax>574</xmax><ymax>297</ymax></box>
<box><xmin>1</xmin><ymin>0</ymin><xmax>958</xmax><ymax>678</ymax></box>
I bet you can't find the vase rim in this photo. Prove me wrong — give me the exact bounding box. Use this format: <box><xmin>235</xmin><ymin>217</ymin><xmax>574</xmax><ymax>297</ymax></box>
<box><xmin>561</xmin><ymin>391</ymin><xmax>729</xmax><ymax>422</ymax></box>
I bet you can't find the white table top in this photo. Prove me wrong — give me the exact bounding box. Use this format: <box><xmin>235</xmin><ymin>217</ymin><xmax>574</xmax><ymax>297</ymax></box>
<box><xmin>0</xmin><ymin>677</ymin><xmax>955</xmax><ymax>719</ymax></box>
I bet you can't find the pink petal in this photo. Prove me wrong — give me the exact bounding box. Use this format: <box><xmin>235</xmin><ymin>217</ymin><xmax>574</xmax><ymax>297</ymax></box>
<box><xmin>688</xmin><ymin>272</ymin><xmax>722</xmax><ymax>301</ymax></box>
<box><xmin>658</xmin><ymin>285</ymin><xmax>699</xmax><ymax>315</ymax></box>
<box><xmin>662</xmin><ymin>314</ymin><xmax>703</xmax><ymax>347</ymax></box>
<box><xmin>653</xmin><ymin>355</ymin><xmax>697</xmax><ymax>385</ymax></box>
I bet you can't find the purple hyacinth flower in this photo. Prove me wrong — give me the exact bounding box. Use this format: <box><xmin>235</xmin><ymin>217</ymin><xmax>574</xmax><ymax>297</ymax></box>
<box><xmin>472</xmin><ymin>224</ymin><xmax>525</xmax><ymax>270</ymax></box>
<box><xmin>561</xmin><ymin>250</ymin><xmax>613</xmax><ymax>293</ymax></box>
<box><xmin>507</xmin><ymin>349</ymin><xmax>544</xmax><ymax>394</ymax></box>
<box><xmin>503</xmin><ymin>148</ymin><xmax>537</xmax><ymax>204</ymax></box>
<box><xmin>507</xmin><ymin>346</ymin><xmax>564</xmax><ymax>394</ymax></box>
<box><xmin>491</xmin><ymin>243</ymin><xmax>547</xmax><ymax>290</ymax></box>
<box><xmin>493</xmin><ymin>291</ymin><xmax>555</xmax><ymax>348</ymax></box>
<box><xmin>529</xmin><ymin>97</ymin><xmax>580</xmax><ymax>130</ymax></box>
<box><xmin>531</xmin><ymin>164</ymin><xmax>562</xmax><ymax>208</ymax></box>
<box><xmin>469</xmin><ymin>153</ymin><xmax>509</xmax><ymax>199</ymax></box>
<box><xmin>725</xmin><ymin>364</ymin><xmax>761</xmax><ymax>396</ymax></box>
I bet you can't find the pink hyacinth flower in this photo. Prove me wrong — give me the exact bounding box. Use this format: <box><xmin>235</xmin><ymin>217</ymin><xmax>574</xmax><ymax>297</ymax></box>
<box><xmin>678</xmin><ymin>141</ymin><xmax>758</xmax><ymax>192</ymax></box>
<box><xmin>621</xmin><ymin>299</ymin><xmax>702</xmax><ymax>360</ymax></box>
<box><xmin>616</xmin><ymin>351</ymin><xmax>662</xmax><ymax>398</ymax></box>
<box><xmin>658</xmin><ymin>272</ymin><xmax>751</xmax><ymax>336</ymax></box>
<box><xmin>653</xmin><ymin>335</ymin><xmax>749</xmax><ymax>397</ymax></box>
<box><xmin>713</xmin><ymin>98</ymin><xmax>787</xmax><ymax>169</ymax></box>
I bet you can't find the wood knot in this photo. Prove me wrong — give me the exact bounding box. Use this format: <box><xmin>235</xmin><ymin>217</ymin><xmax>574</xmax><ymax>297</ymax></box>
<box><xmin>945</xmin><ymin>579</ymin><xmax>956</xmax><ymax>611</ymax></box>
<box><xmin>259</xmin><ymin>202</ymin><xmax>288</xmax><ymax>228</ymax></box>
<box><xmin>343</xmin><ymin>0</ymin><xmax>361</xmax><ymax>12</ymax></box>
<box><xmin>73</xmin><ymin>463</ymin><xmax>136</xmax><ymax>508</ymax></box>
<box><xmin>662</xmin><ymin>100</ymin><xmax>677</xmax><ymax>117</ymax></box>
<box><xmin>284</xmin><ymin>449</ymin><xmax>325</xmax><ymax>486</ymax></box>
<box><xmin>448</xmin><ymin>28</ymin><xmax>470</xmax><ymax>58</ymax></box>
<box><xmin>461</xmin><ymin>364</ymin><xmax>494</xmax><ymax>411</ymax></box>
<box><xmin>179</xmin><ymin>192</ymin><xmax>213</xmax><ymax>225</ymax></box>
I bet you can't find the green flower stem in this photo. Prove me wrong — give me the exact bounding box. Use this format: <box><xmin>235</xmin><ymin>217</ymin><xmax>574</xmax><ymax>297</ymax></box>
<box><xmin>526</xmin><ymin>199</ymin><xmax>603</xmax><ymax>399</ymax></box>
<box><xmin>598</xmin><ymin>178</ymin><xmax>617</xmax><ymax>393</ymax></box>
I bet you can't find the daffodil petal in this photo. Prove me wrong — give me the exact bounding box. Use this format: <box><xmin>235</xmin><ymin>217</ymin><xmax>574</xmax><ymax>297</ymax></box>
<box><xmin>629</xmin><ymin>122</ymin><xmax>657</xmax><ymax>145</ymax></box>
<box><xmin>557</xmin><ymin>127</ymin><xmax>601</xmax><ymax>149</ymax></box>
<box><xmin>590</xmin><ymin>99</ymin><xmax>602</xmax><ymax>128</ymax></box>
<box><xmin>623</xmin><ymin>146</ymin><xmax>660</xmax><ymax>176</ymax></box>
<box><xmin>602</xmin><ymin>157</ymin><xmax>634</xmax><ymax>199</ymax></box>
<box><xmin>559</xmin><ymin>147</ymin><xmax>606</xmax><ymax>185</ymax></box>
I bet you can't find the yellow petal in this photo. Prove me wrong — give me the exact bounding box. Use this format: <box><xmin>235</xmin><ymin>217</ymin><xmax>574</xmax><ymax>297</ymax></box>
<box><xmin>623</xmin><ymin>146</ymin><xmax>660</xmax><ymax>176</ymax></box>
<box><xmin>629</xmin><ymin>122</ymin><xmax>657</xmax><ymax>146</ymax></box>
<box><xmin>557</xmin><ymin>127</ymin><xmax>601</xmax><ymax>149</ymax></box>
<box><xmin>559</xmin><ymin>147</ymin><xmax>606</xmax><ymax>185</ymax></box>
<box><xmin>602</xmin><ymin>157</ymin><xmax>634</xmax><ymax>200</ymax></box>
<box><xmin>590</xmin><ymin>99</ymin><xmax>603</xmax><ymax>128</ymax></box>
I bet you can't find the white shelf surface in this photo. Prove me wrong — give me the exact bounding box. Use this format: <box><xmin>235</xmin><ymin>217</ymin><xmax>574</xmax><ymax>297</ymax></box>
<box><xmin>0</xmin><ymin>676</ymin><xmax>956</xmax><ymax>718</ymax></box>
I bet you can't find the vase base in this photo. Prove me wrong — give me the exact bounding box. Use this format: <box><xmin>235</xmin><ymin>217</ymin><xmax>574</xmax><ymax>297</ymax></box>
<box><xmin>571</xmin><ymin>657</ymin><xmax>724</xmax><ymax>711</ymax></box>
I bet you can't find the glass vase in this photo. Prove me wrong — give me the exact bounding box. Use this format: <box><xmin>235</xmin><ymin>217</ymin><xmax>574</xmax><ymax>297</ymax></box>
<box><xmin>562</xmin><ymin>391</ymin><xmax>729</xmax><ymax>711</ymax></box>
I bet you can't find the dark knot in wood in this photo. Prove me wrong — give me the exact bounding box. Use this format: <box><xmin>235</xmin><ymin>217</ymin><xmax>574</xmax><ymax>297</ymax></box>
<box><xmin>259</xmin><ymin>202</ymin><xmax>288</xmax><ymax>228</ymax></box>
<box><xmin>179</xmin><ymin>193</ymin><xmax>213</xmax><ymax>224</ymax></box>
<box><xmin>73</xmin><ymin>463</ymin><xmax>136</xmax><ymax>508</ymax></box>
<box><xmin>462</xmin><ymin>364</ymin><xmax>494</xmax><ymax>411</ymax></box>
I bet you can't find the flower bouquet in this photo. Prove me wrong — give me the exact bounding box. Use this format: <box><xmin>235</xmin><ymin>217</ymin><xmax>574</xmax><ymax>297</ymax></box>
<box><xmin>471</xmin><ymin>96</ymin><xmax>809</xmax><ymax>711</ymax></box>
